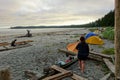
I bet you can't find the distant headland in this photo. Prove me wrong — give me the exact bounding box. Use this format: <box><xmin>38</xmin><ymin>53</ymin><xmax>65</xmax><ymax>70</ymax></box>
<box><xmin>10</xmin><ymin>25</ymin><xmax>86</xmax><ymax>29</ymax></box>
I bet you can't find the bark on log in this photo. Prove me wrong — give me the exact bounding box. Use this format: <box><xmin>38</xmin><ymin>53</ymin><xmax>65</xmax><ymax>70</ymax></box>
<box><xmin>115</xmin><ymin>0</ymin><xmax>120</xmax><ymax>79</ymax></box>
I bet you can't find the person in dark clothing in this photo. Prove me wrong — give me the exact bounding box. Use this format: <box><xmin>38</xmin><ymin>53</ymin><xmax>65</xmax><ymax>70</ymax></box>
<box><xmin>26</xmin><ymin>30</ymin><xmax>32</xmax><ymax>37</ymax></box>
<box><xmin>76</xmin><ymin>36</ymin><xmax>89</xmax><ymax>73</ymax></box>
<box><xmin>11</xmin><ymin>39</ymin><xmax>17</xmax><ymax>46</ymax></box>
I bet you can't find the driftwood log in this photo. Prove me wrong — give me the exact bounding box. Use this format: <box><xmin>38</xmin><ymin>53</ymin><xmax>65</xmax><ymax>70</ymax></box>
<box><xmin>25</xmin><ymin>58</ymin><xmax>78</xmax><ymax>80</ymax></box>
<box><xmin>103</xmin><ymin>58</ymin><xmax>115</xmax><ymax>74</ymax></box>
<box><xmin>0</xmin><ymin>42</ymin><xmax>9</xmax><ymax>46</ymax></box>
<box><xmin>43</xmin><ymin>65</ymin><xmax>88</xmax><ymax>80</ymax></box>
<box><xmin>58</xmin><ymin>49</ymin><xmax>112</xmax><ymax>61</ymax></box>
<box><xmin>58</xmin><ymin>49</ymin><xmax>116</xmax><ymax>74</ymax></box>
<box><xmin>0</xmin><ymin>44</ymin><xmax>32</xmax><ymax>52</ymax></box>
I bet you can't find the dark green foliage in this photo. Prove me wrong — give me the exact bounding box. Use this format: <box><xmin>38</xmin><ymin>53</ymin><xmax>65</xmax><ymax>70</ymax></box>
<box><xmin>102</xmin><ymin>27</ymin><xmax>114</xmax><ymax>40</ymax></box>
<box><xmin>102</xmin><ymin>48</ymin><xmax>114</xmax><ymax>55</ymax></box>
<box><xmin>79</xmin><ymin>10</ymin><xmax>114</xmax><ymax>27</ymax></box>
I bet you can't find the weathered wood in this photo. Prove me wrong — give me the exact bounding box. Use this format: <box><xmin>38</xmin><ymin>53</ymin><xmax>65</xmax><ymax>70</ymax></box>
<box><xmin>103</xmin><ymin>58</ymin><xmax>115</xmax><ymax>74</ymax></box>
<box><xmin>58</xmin><ymin>49</ymin><xmax>111</xmax><ymax>59</ymax></box>
<box><xmin>0</xmin><ymin>66</ymin><xmax>11</xmax><ymax>80</ymax></box>
<box><xmin>16</xmin><ymin>40</ymin><xmax>33</xmax><ymax>45</ymax></box>
<box><xmin>43</xmin><ymin>65</ymin><xmax>72</xmax><ymax>80</ymax></box>
<box><xmin>0</xmin><ymin>44</ymin><xmax>32</xmax><ymax>52</ymax></box>
<box><xmin>0</xmin><ymin>40</ymin><xmax>33</xmax><ymax>47</ymax></box>
<box><xmin>0</xmin><ymin>42</ymin><xmax>9</xmax><ymax>46</ymax></box>
<box><xmin>51</xmin><ymin>65</ymin><xmax>68</xmax><ymax>72</ymax></box>
<box><xmin>88</xmin><ymin>54</ymin><xmax>103</xmax><ymax>61</ymax></box>
<box><xmin>43</xmin><ymin>65</ymin><xmax>87</xmax><ymax>80</ymax></box>
<box><xmin>100</xmin><ymin>72</ymin><xmax>111</xmax><ymax>80</ymax></box>
<box><xmin>42</xmin><ymin>71</ymin><xmax>72</xmax><ymax>80</ymax></box>
<box><xmin>39</xmin><ymin>58</ymin><xmax>78</xmax><ymax>80</ymax></box>
<box><xmin>115</xmin><ymin>0</ymin><xmax>120</xmax><ymax>79</ymax></box>
<box><xmin>90</xmin><ymin>51</ymin><xmax>111</xmax><ymax>59</ymax></box>
<box><xmin>71</xmin><ymin>74</ymin><xmax>88</xmax><ymax>80</ymax></box>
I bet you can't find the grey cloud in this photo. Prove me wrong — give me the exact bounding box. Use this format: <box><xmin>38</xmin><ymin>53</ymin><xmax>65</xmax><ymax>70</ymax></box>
<box><xmin>0</xmin><ymin>0</ymin><xmax>114</xmax><ymax>27</ymax></box>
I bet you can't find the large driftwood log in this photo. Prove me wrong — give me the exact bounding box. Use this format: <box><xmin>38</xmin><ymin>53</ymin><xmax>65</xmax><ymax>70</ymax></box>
<box><xmin>58</xmin><ymin>49</ymin><xmax>111</xmax><ymax>61</ymax></box>
<box><xmin>89</xmin><ymin>51</ymin><xmax>111</xmax><ymax>59</ymax></box>
<box><xmin>103</xmin><ymin>58</ymin><xmax>115</xmax><ymax>74</ymax></box>
<box><xmin>42</xmin><ymin>71</ymin><xmax>72</xmax><ymax>80</ymax></box>
<box><xmin>0</xmin><ymin>44</ymin><xmax>32</xmax><ymax>52</ymax></box>
<box><xmin>0</xmin><ymin>42</ymin><xmax>9</xmax><ymax>46</ymax></box>
<box><xmin>0</xmin><ymin>66</ymin><xmax>11</xmax><ymax>80</ymax></box>
<box><xmin>43</xmin><ymin>65</ymin><xmax>88</xmax><ymax>80</ymax></box>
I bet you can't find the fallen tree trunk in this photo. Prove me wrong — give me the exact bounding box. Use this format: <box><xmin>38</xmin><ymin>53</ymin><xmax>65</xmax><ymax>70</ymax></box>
<box><xmin>0</xmin><ymin>42</ymin><xmax>9</xmax><ymax>46</ymax></box>
<box><xmin>0</xmin><ymin>44</ymin><xmax>32</xmax><ymax>52</ymax></box>
<box><xmin>58</xmin><ymin>49</ymin><xmax>112</xmax><ymax>61</ymax></box>
<box><xmin>90</xmin><ymin>51</ymin><xmax>111</xmax><ymax>59</ymax></box>
<box><xmin>103</xmin><ymin>58</ymin><xmax>115</xmax><ymax>74</ymax></box>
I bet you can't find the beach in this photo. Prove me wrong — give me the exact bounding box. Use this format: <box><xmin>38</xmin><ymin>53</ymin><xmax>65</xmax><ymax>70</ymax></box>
<box><xmin>0</xmin><ymin>28</ymin><xmax>114</xmax><ymax>80</ymax></box>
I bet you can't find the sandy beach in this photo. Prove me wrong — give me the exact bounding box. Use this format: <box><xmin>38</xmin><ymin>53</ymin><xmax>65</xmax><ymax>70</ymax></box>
<box><xmin>0</xmin><ymin>28</ymin><xmax>114</xmax><ymax>80</ymax></box>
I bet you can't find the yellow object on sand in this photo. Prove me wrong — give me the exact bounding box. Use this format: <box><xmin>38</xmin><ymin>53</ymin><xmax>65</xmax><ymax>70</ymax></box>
<box><xmin>86</xmin><ymin>36</ymin><xmax>104</xmax><ymax>45</ymax></box>
<box><xmin>67</xmin><ymin>36</ymin><xmax>104</xmax><ymax>53</ymax></box>
<box><xmin>66</xmin><ymin>41</ymin><xmax>79</xmax><ymax>53</ymax></box>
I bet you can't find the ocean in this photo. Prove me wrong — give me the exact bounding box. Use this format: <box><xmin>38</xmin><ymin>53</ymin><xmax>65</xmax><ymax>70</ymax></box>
<box><xmin>0</xmin><ymin>28</ymin><xmax>85</xmax><ymax>36</ymax></box>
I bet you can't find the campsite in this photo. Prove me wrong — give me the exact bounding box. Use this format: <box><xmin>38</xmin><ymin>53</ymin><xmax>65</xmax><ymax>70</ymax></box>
<box><xmin>0</xmin><ymin>28</ymin><xmax>115</xmax><ymax>80</ymax></box>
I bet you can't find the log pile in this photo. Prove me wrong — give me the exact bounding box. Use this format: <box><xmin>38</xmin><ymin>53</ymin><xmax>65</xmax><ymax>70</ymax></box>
<box><xmin>25</xmin><ymin>65</ymin><xmax>88</xmax><ymax>80</ymax></box>
<box><xmin>58</xmin><ymin>49</ymin><xmax>115</xmax><ymax>79</ymax></box>
<box><xmin>0</xmin><ymin>48</ymin><xmax>116</xmax><ymax>80</ymax></box>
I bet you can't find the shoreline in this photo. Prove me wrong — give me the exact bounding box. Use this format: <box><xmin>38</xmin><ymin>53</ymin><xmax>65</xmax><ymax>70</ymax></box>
<box><xmin>0</xmin><ymin>28</ymin><xmax>114</xmax><ymax>80</ymax></box>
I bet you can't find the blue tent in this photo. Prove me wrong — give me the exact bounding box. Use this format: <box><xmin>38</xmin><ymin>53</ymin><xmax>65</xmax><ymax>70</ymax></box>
<box><xmin>85</xmin><ymin>32</ymin><xmax>97</xmax><ymax>39</ymax></box>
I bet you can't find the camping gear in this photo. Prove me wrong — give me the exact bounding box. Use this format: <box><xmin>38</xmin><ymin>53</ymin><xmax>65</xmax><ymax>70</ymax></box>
<box><xmin>66</xmin><ymin>41</ymin><xmax>79</xmax><ymax>53</ymax></box>
<box><xmin>86</xmin><ymin>36</ymin><xmax>104</xmax><ymax>45</ymax></box>
<box><xmin>85</xmin><ymin>32</ymin><xmax>97</xmax><ymax>39</ymax></box>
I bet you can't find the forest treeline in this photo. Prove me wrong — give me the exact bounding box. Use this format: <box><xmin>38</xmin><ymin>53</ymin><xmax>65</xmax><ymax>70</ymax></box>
<box><xmin>11</xmin><ymin>10</ymin><xmax>114</xmax><ymax>29</ymax></box>
<box><xmin>79</xmin><ymin>10</ymin><xmax>114</xmax><ymax>27</ymax></box>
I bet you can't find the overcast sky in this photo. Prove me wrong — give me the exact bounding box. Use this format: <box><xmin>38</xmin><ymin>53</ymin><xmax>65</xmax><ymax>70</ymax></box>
<box><xmin>0</xmin><ymin>0</ymin><xmax>114</xmax><ymax>27</ymax></box>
